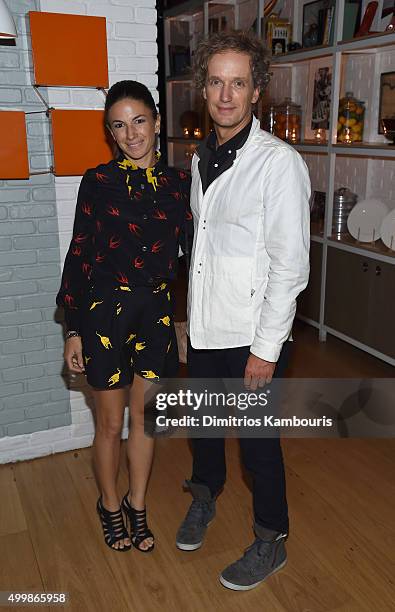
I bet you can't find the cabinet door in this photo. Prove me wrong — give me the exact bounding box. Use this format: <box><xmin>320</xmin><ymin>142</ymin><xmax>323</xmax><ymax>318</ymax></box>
<box><xmin>298</xmin><ymin>242</ymin><xmax>322</xmax><ymax>322</ymax></box>
<box><xmin>324</xmin><ymin>247</ymin><xmax>370</xmax><ymax>344</ymax></box>
<box><xmin>367</xmin><ymin>261</ymin><xmax>395</xmax><ymax>359</ymax></box>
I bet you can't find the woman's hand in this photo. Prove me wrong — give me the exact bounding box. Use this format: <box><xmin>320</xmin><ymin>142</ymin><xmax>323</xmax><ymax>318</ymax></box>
<box><xmin>64</xmin><ymin>336</ymin><xmax>85</xmax><ymax>373</ymax></box>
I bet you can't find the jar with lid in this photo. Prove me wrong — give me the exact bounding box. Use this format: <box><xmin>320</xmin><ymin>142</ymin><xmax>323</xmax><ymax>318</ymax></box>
<box><xmin>332</xmin><ymin>187</ymin><xmax>358</xmax><ymax>239</ymax></box>
<box><xmin>337</xmin><ymin>92</ymin><xmax>365</xmax><ymax>143</ymax></box>
<box><xmin>274</xmin><ymin>97</ymin><xmax>302</xmax><ymax>144</ymax></box>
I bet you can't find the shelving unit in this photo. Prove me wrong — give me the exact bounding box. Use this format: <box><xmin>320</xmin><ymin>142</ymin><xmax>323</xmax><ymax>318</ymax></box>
<box><xmin>162</xmin><ymin>0</ymin><xmax>395</xmax><ymax>366</ymax></box>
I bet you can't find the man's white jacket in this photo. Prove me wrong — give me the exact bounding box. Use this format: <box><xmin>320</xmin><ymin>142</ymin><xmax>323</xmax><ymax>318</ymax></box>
<box><xmin>187</xmin><ymin>114</ymin><xmax>311</xmax><ymax>363</ymax></box>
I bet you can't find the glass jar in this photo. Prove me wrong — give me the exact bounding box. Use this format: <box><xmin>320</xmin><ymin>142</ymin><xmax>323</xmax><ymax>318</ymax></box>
<box><xmin>262</xmin><ymin>104</ymin><xmax>276</xmax><ymax>134</ymax></box>
<box><xmin>274</xmin><ymin>97</ymin><xmax>302</xmax><ymax>144</ymax></box>
<box><xmin>337</xmin><ymin>92</ymin><xmax>365</xmax><ymax>143</ymax></box>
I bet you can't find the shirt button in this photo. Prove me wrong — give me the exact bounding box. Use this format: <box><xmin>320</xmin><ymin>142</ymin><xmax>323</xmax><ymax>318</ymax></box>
<box><xmin>142</xmin><ymin>246</ymin><xmax>148</xmax><ymax>252</ymax></box>
<box><xmin>143</xmin><ymin>214</ymin><xmax>148</xmax><ymax>220</ymax></box>
<box><xmin>214</xmin><ymin>163</ymin><xmax>218</xmax><ymax>168</ymax></box>
<box><xmin>153</xmin><ymin>199</ymin><xmax>157</xmax><ymax>204</ymax></box>
<box><xmin>228</xmin><ymin>150</ymin><xmax>232</xmax><ymax>154</ymax></box>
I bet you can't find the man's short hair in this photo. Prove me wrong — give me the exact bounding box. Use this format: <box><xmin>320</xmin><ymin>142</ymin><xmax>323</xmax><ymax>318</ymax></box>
<box><xmin>193</xmin><ymin>30</ymin><xmax>271</xmax><ymax>94</ymax></box>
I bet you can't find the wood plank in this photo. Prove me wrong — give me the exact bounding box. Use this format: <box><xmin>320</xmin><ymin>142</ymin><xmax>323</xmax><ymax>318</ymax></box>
<box><xmin>0</xmin><ymin>531</ymin><xmax>45</xmax><ymax>594</ymax></box>
<box><xmin>0</xmin><ymin>465</ymin><xmax>27</xmax><ymax>537</ymax></box>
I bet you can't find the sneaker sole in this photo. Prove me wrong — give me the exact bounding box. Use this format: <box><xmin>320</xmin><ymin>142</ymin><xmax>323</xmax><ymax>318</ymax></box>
<box><xmin>219</xmin><ymin>558</ymin><xmax>287</xmax><ymax>591</ymax></box>
<box><xmin>175</xmin><ymin>519</ymin><xmax>213</xmax><ymax>551</ymax></box>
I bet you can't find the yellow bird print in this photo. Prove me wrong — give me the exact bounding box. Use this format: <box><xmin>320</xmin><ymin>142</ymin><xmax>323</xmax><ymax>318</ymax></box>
<box><xmin>167</xmin><ymin>291</ymin><xmax>171</xmax><ymax>301</ymax></box>
<box><xmin>108</xmin><ymin>368</ymin><xmax>121</xmax><ymax>387</ymax></box>
<box><xmin>167</xmin><ymin>340</ymin><xmax>171</xmax><ymax>353</ymax></box>
<box><xmin>84</xmin><ymin>356</ymin><xmax>92</xmax><ymax>364</ymax></box>
<box><xmin>126</xmin><ymin>333</ymin><xmax>136</xmax><ymax>344</ymax></box>
<box><xmin>96</xmin><ymin>332</ymin><xmax>113</xmax><ymax>349</ymax></box>
<box><xmin>141</xmin><ymin>370</ymin><xmax>159</xmax><ymax>380</ymax></box>
<box><xmin>157</xmin><ymin>316</ymin><xmax>171</xmax><ymax>327</ymax></box>
<box><xmin>146</xmin><ymin>167</ymin><xmax>158</xmax><ymax>191</ymax></box>
<box><xmin>116</xmin><ymin>303</ymin><xmax>122</xmax><ymax>315</ymax></box>
<box><xmin>153</xmin><ymin>282</ymin><xmax>167</xmax><ymax>293</ymax></box>
<box><xmin>135</xmin><ymin>342</ymin><xmax>146</xmax><ymax>352</ymax></box>
<box><xmin>89</xmin><ymin>300</ymin><xmax>103</xmax><ymax>310</ymax></box>
<box><xmin>119</xmin><ymin>285</ymin><xmax>132</xmax><ymax>292</ymax></box>
<box><xmin>118</xmin><ymin>158</ymin><xmax>138</xmax><ymax>171</ymax></box>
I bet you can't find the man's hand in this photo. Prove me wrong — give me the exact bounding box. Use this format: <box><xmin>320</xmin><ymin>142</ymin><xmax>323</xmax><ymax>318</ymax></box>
<box><xmin>244</xmin><ymin>354</ymin><xmax>276</xmax><ymax>391</ymax></box>
<box><xmin>64</xmin><ymin>336</ymin><xmax>85</xmax><ymax>373</ymax></box>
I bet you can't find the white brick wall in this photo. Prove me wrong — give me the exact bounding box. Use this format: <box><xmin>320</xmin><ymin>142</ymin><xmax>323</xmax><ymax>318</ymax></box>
<box><xmin>0</xmin><ymin>0</ymin><xmax>157</xmax><ymax>463</ymax></box>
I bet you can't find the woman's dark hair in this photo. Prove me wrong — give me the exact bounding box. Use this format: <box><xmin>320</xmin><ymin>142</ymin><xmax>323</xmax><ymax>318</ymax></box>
<box><xmin>105</xmin><ymin>80</ymin><xmax>158</xmax><ymax>123</ymax></box>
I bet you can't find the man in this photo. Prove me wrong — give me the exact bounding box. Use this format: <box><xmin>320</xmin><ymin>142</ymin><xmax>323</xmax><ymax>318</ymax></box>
<box><xmin>176</xmin><ymin>31</ymin><xmax>310</xmax><ymax>591</ymax></box>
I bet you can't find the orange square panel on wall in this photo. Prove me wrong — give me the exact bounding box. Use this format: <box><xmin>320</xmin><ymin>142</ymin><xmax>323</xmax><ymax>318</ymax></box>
<box><xmin>50</xmin><ymin>110</ymin><xmax>114</xmax><ymax>176</ymax></box>
<box><xmin>0</xmin><ymin>112</ymin><xmax>29</xmax><ymax>179</ymax></box>
<box><xmin>29</xmin><ymin>12</ymin><xmax>109</xmax><ymax>88</ymax></box>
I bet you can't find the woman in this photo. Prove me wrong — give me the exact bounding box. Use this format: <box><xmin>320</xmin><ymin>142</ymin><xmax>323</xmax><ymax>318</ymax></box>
<box><xmin>56</xmin><ymin>81</ymin><xmax>192</xmax><ymax>552</ymax></box>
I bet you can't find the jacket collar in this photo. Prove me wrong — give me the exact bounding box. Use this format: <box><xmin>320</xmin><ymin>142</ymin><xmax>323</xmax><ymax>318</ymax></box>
<box><xmin>195</xmin><ymin>114</ymin><xmax>260</xmax><ymax>161</ymax></box>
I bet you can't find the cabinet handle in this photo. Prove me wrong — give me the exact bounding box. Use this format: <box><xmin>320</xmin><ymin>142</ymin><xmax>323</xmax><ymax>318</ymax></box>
<box><xmin>362</xmin><ymin>262</ymin><xmax>368</xmax><ymax>272</ymax></box>
<box><xmin>375</xmin><ymin>265</ymin><xmax>381</xmax><ymax>276</ymax></box>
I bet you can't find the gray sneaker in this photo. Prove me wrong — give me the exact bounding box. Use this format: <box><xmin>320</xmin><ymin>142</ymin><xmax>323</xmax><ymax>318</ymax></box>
<box><xmin>176</xmin><ymin>480</ymin><xmax>216</xmax><ymax>551</ymax></box>
<box><xmin>219</xmin><ymin>524</ymin><xmax>287</xmax><ymax>591</ymax></box>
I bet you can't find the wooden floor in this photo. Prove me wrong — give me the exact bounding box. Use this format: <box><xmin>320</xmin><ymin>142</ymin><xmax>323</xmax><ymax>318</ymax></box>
<box><xmin>0</xmin><ymin>323</ymin><xmax>394</xmax><ymax>612</ymax></box>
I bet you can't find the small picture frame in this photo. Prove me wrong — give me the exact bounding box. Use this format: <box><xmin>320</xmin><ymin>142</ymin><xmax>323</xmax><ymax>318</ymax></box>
<box><xmin>305</xmin><ymin>57</ymin><xmax>333</xmax><ymax>140</ymax></box>
<box><xmin>168</xmin><ymin>45</ymin><xmax>190</xmax><ymax>77</ymax></box>
<box><xmin>378</xmin><ymin>71</ymin><xmax>395</xmax><ymax>133</ymax></box>
<box><xmin>302</xmin><ymin>0</ymin><xmax>336</xmax><ymax>48</ymax></box>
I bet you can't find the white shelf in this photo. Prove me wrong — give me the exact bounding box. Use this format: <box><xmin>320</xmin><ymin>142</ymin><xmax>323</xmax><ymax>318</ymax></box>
<box><xmin>326</xmin><ymin>237</ymin><xmax>395</xmax><ymax>265</ymax></box>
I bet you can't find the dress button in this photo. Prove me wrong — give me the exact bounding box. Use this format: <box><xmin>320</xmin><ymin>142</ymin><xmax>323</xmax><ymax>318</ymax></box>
<box><xmin>143</xmin><ymin>214</ymin><xmax>148</xmax><ymax>220</ymax></box>
<box><xmin>142</xmin><ymin>246</ymin><xmax>148</xmax><ymax>252</ymax></box>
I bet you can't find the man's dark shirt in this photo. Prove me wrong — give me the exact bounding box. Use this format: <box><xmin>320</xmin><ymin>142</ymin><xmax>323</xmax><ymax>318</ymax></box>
<box><xmin>197</xmin><ymin>118</ymin><xmax>253</xmax><ymax>193</ymax></box>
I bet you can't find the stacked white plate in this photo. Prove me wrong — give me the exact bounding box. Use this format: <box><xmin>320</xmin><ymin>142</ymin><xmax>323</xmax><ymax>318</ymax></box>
<box><xmin>380</xmin><ymin>209</ymin><xmax>395</xmax><ymax>250</ymax></box>
<box><xmin>347</xmin><ymin>199</ymin><xmax>389</xmax><ymax>242</ymax></box>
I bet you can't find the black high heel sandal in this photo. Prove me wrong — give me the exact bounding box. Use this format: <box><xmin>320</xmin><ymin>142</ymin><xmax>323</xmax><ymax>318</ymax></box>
<box><xmin>96</xmin><ymin>497</ymin><xmax>131</xmax><ymax>552</ymax></box>
<box><xmin>121</xmin><ymin>493</ymin><xmax>155</xmax><ymax>553</ymax></box>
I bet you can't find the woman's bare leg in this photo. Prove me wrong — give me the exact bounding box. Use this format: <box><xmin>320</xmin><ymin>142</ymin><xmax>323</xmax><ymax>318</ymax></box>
<box><xmin>92</xmin><ymin>387</ymin><xmax>131</xmax><ymax>549</ymax></box>
<box><xmin>126</xmin><ymin>375</ymin><xmax>155</xmax><ymax>550</ymax></box>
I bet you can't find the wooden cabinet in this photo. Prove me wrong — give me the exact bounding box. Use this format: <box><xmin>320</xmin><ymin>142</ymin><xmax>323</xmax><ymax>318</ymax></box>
<box><xmin>298</xmin><ymin>241</ymin><xmax>322</xmax><ymax>323</ymax></box>
<box><xmin>325</xmin><ymin>247</ymin><xmax>395</xmax><ymax>358</ymax></box>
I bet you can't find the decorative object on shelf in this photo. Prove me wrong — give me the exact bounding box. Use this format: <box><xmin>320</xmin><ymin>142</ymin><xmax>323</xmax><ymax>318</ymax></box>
<box><xmin>347</xmin><ymin>198</ymin><xmax>389</xmax><ymax>242</ymax></box>
<box><xmin>314</xmin><ymin>127</ymin><xmax>327</xmax><ymax>142</ymax></box>
<box><xmin>356</xmin><ymin>1</ymin><xmax>379</xmax><ymax>36</ymax></box>
<box><xmin>0</xmin><ymin>0</ymin><xmax>17</xmax><ymax>39</ymax></box>
<box><xmin>29</xmin><ymin>12</ymin><xmax>108</xmax><ymax>88</ymax></box>
<box><xmin>264</xmin><ymin>0</ymin><xmax>279</xmax><ymax>16</ymax></box>
<box><xmin>193</xmin><ymin>127</ymin><xmax>203</xmax><ymax>139</ymax></box>
<box><xmin>380</xmin><ymin>209</ymin><xmax>395</xmax><ymax>250</ymax></box>
<box><xmin>180</xmin><ymin>110</ymin><xmax>200</xmax><ymax>139</ymax></box>
<box><xmin>337</xmin><ymin>92</ymin><xmax>365</xmax><ymax>143</ymax></box>
<box><xmin>265</xmin><ymin>14</ymin><xmax>292</xmax><ymax>55</ymax></box>
<box><xmin>288</xmin><ymin>42</ymin><xmax>302</xmax><ymax>51</ymax></box>
<box><xmin>168</xmin><ymin>45</ymin><xmax>190</xmax><ymax>77</ymax></box>
<box><xmin>305</xmin><ymin>57</ymin><xmax>332</xmax><ymax>140</ymax></box>
<box><xmin>332</xmin><ymin>187</ymin><xmax>358</xmax><ymax>240</ymax></box>
<box><xmin>302</xmin><ymin>0</ymin><xmax>336</xmax><ymax>48</ymax></box>
<box><xmin>343</xmin><ymin>0</ymin><xmax>362</xmax><ymax>40</ymax></box>
<box><xmin>378</xmin><ymin>71</ymin><xmax>395</xmax><ymax>142</ymax></box>
<box><xmin>262</xmin><ymin>104</ymin><xmax>276</xmax><ymax>134</ymax></box>
<box><xmin>273</xmin><ymin>97</ymin><xmax>301</xmax><ymax>143</ymax></box>
<box><xmin>381</xmin><ymin>0</ymin><xmax>395</xmax><ymax>30</ymax></box>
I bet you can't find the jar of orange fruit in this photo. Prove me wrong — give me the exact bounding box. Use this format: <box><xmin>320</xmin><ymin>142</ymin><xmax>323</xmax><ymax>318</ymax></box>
<box><xmin>337</xmin><ymin>92</ymin><xmax>365</xmax><ymax>143</ymax></box>
<box><xmin>273</xmin><ymin>97</ymin><xmax>302</xmax><ymax>144</ymax></box>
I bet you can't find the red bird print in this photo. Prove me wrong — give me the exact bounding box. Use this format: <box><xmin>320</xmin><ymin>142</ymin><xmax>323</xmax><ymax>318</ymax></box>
<box><xmin>96</xmin><ymin>172</ymin><xmax>109</xmax><ymax>183</ymax></box>
<box><xmin>72</xmin><ymin>245</ymin><xmax>82</xmax><ymax>256</ymax></box>
<box><xmin>109</xmin><ymin>236</ymin><xmax>121</xmax><ymax>249</ymax></box>
<box><xmin>168</xmin><ymin>259</ymin><xmax>174</xmax><ymax>271</ymax></box>
<box><xmin>159</xmin><ymin>176</ymin><xmax>170</xmax><ymax>187</ymax></box>
<box><xmin>134</xmin><ymin>192</ymin><xmax>143</xmax><ymax>200</ymax></box>
<box><xmin>82</xmin><ymin>202</ymin><xmax>92</xmax><ymax>216</ymax></box>
<box><xmin>151</xmin><ymin>240</ymin><xmax>164</xmax><ymax>254</ymax></box>
<box><xmin>74</xmin><ymin>233</ymin><xmax>88</xmax><ymax>243</ymax></box>
<box><xmin>178</xmin><ymin>171</ymin><xmax>187</xmax><ymax>180</ymax></box>
<box><xmin>96</xmin><ymin>220</ymin><xmax>102</xmax><ymax>232</ymax></box>
<box><xmin>128</xmin><ymin>223</ymin><xmax>142</xmax><ymax>237</ymax></box>
<box><xmin>186</xmin><ymin>211</ymin><xmax>193</xmax><ymax>221</ymax></box>
<box><xmin>64</xmin><ymin>294</ymin><xmax>74</xmax><ymax>307</ymax></box>
<box><xmin>116</xmin><ymin>272</ymin><xmax>129</xmax><ymax>285</ymax></box>
<box><xmin>153</xmin><ymin>209</ymin><xmax>167</xmax><ymax>220</ymax></box>
<box><xmin>174</xmin><ymin>226</ymin><xmax>180</xmax><ymax>237</ymax></box>
<box><xmin>107</xmin><ymin>206</ymin><xmax>120</xmax><ymax>216</ymax></box>
<box><xmin>82</xmin><ymin>262</ymin><xmax>92</xmax><ymax>276</ymax></box>
<box><xmin>172</xmin><ymin>192</ymin><xmax>182</xmax><ymax>201</ymax></box>
<box><xmin>134</xmin><ymin>257</ymin><xmax>144</xmax><ymax>269</ymax></box>
<box><xmin>96</xmin><ymin>252</ymin><xmax>105</xmax><ymax>263</ymax></box>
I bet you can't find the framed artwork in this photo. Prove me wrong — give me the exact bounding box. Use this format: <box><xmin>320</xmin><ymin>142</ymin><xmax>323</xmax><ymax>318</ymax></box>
<box><xmin>29</xmin><ymin>12</ymin><xmax>109</xmax><ymax>88</ymax></box>
<box><xmin>378</xmin><ymin>71</ymin><xmax>395</xmax><ymax>133</ymax></box>
<box><xmin>380</xmin><ymin>0</ymin><xmax>395</xmax><ymax>29</ymax></box>
<box><xmin>305</xmin><ymin>57</ymin><xmax>333</xmax><ymax>139</ymax></box>
<box><xmin>302</xmin><ymin>0</ymin><xmax>336</xmax><ymax>48</ymax></box>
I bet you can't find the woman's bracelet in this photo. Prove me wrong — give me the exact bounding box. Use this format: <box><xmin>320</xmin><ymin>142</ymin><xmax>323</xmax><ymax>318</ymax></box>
<box><xmin>65</xmin><ymin>330</ymin><xmax>80</xmax><ymax>340</ymax></box>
